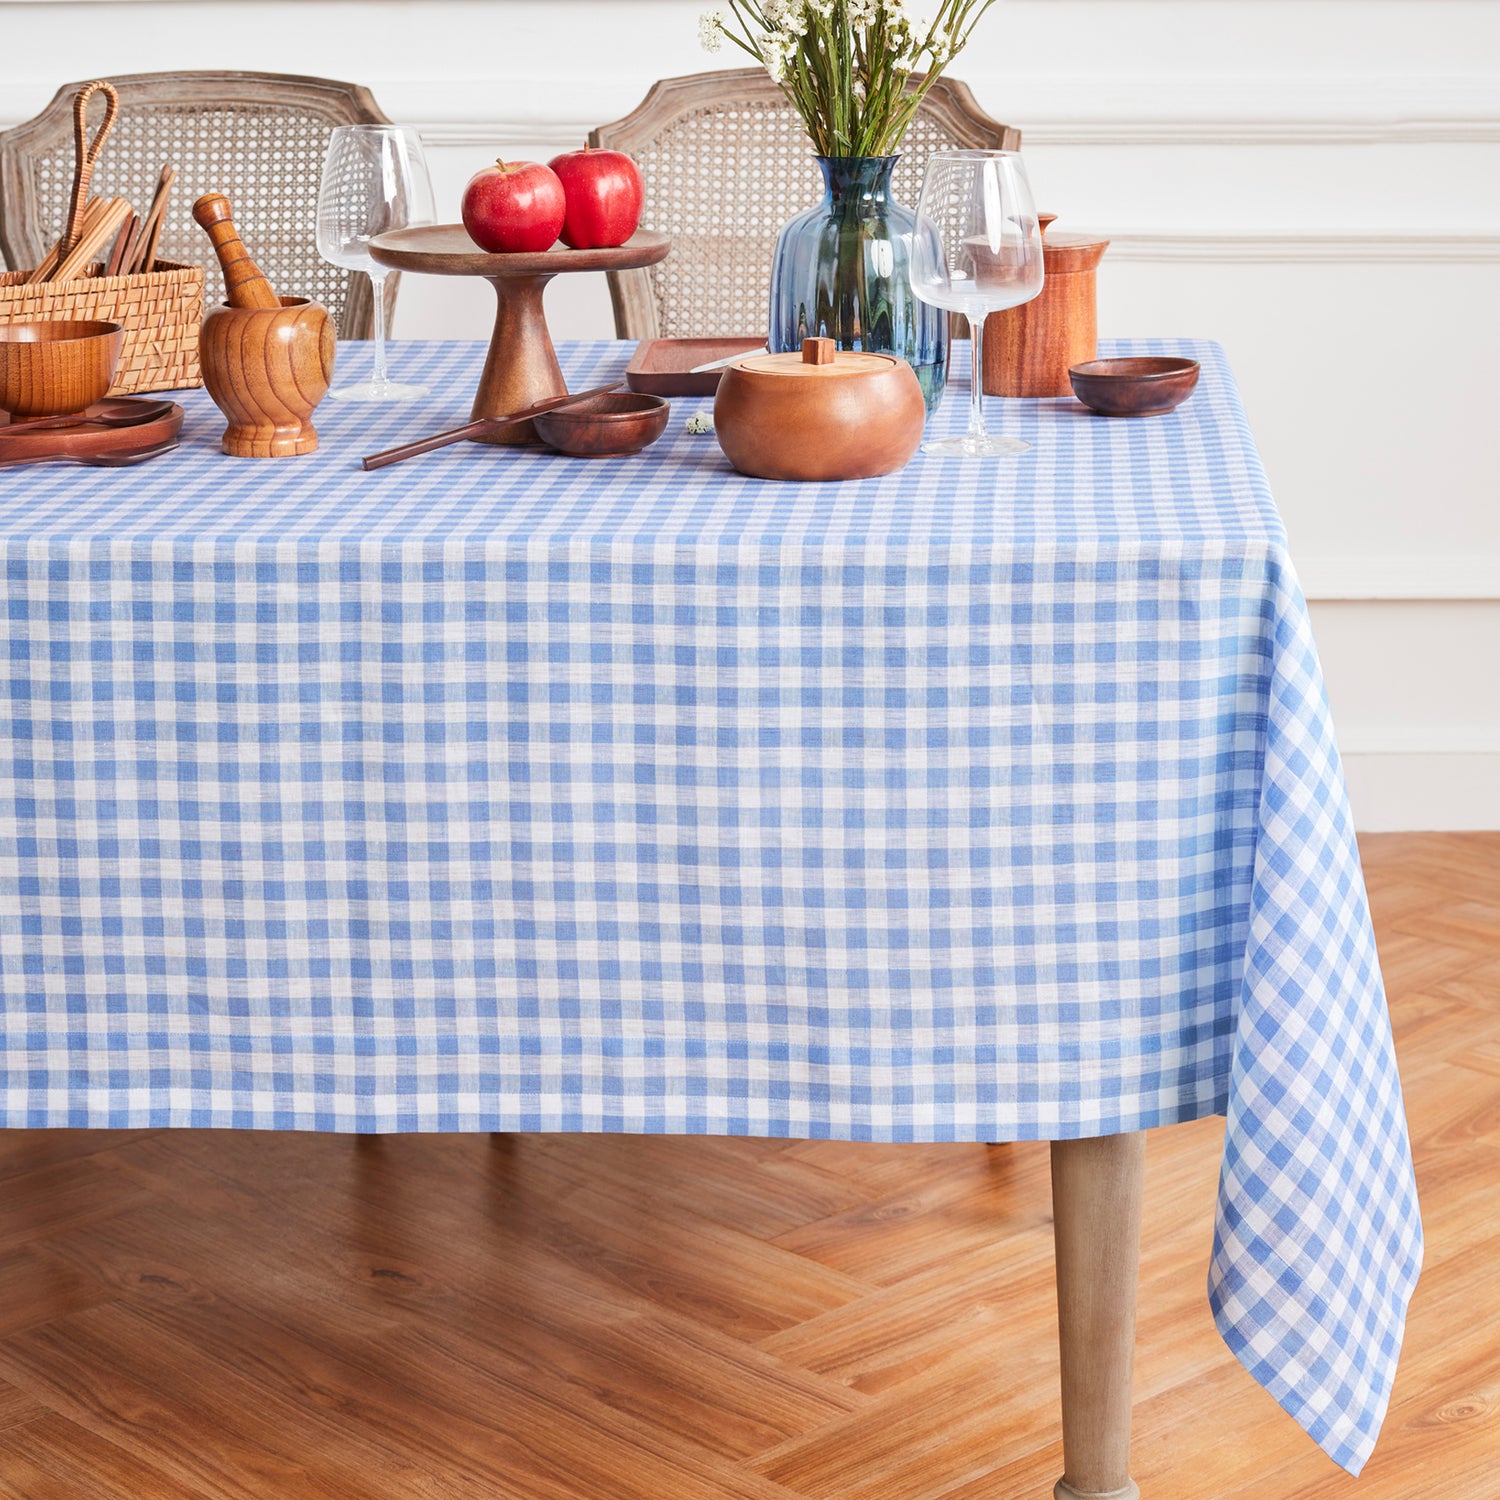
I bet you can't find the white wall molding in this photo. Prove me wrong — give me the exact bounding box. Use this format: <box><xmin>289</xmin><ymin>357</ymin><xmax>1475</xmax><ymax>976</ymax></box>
<box><xmin>408</xmin><ymin>113</ymin><xmax>1500</xmax><ymax>154</ymax></box>
<box><xmin>1342</xmin><ymin>728</ymin><xmax>1500</xmax><ymax>757</ymax></box>
<box><xmin>1023</xmin><ymin>117</ymin><xmax>1500</xmax><ymax>147</ymax></box>
<box><xmin>1297</xmin><ymin>557</ymin><xmax>1500</xmax><ymax>602</ymax></box>
<box><xmin>1100</xmin><ymin>230</ymin><xmax>1500</xmax><ymax>263</ymax></box>
<box><xmin>13</xmin><ymin>68</ymin><xmax>1495</xmax><ymax>147</ymax></box>
<box><xmin>411</xmin><ymin>123</ymin><xmax>605</xmax><ymax>151</ymax></box>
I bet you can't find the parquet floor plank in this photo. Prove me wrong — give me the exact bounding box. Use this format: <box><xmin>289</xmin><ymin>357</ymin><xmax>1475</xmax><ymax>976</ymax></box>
<box><xmin>0</xmin><ymin>1157</ymin><xmax>153</xmax><ymax>1258</ymax></box>
<box><xmin>0</xmin><ymin>1380</ymin><xmax>45</xmax><ymax>1437</ymax></box>
<box><xmin>1376</xmin><ymin>930</ymin><xmax>1494</xmax><ymax>1004</ymax></box>
<box><xmin>0</xmin><ymin>831</ymin><xmax>1495</xmax><ymax>1498</ymax></box>
<box><xmin>0</xmin><ymin>1248</ymin><xmax>114</xmax><ymax>1343</ymax></box>
<box><xmin>0</xmin><ymin>1415</ymin><xmax>223</xmax><ymax>1500</ymax></box>
<box><xmin>757</xmin><ymin>1228</ymin><xmax>1060</xmax><ymax>1396</ymax></box>
<box><xmin>0</xmin><ymin>1132</ymin><xmax>155</xmax><ymax>1188</ymax></box>
<box><xmin>37</xmin><ymin>1194</ymin><xmax>866</xmax><ymax>1466</ymax></box>
<box><xmin>768</xmin><ymin>1142</ymin><xmax>1055</xmax><ymax>1287</ymax></box>
<box><xmin>0</xmin><ymin>1304</ymin><xmax>441</xmax><ymax>1500</ymax></box>
<box><xmin>529</xmin><ymin>1132</ymin><xmax>881</xmax><ymax>1240</ymax></box>
<box><xmin>1392</xmin><ymin>898</ymin><xmax>1500</xmax><ymax>955</ymax></box>
<box><xmin>1430</xmin><ymin>955</ymin><xmax>1500</xmax><ymax>1013</ymax></box>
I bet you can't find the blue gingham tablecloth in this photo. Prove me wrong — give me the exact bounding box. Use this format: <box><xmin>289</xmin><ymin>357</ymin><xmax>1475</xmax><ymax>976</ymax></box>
<box><xmin>0</xmin><ymin>337</ymin><xmax>1419</xmax><ymax>1471</ymax></box>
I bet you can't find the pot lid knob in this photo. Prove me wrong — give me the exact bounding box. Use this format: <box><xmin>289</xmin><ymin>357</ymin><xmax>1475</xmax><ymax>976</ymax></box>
<box><xmin>802</xmin><ymin>337</ymin><xmax>836</xmax><ymax>366</ymax></box>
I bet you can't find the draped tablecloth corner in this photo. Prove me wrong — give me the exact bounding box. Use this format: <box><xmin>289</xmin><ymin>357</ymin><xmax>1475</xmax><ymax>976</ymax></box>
<box><xmin>1210</xmin><ymin>549</ymin><xmax>1423</xmax><ymax>1474</ymax></box>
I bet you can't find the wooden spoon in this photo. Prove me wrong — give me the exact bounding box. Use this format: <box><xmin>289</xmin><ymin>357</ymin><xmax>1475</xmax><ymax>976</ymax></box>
<box><xmin>0</xmin><ymin>400</ymin><xmax>174</xmax><ymax>439</ymax></box>
<box><xmin>361</xmin><ymin>381</ymin><xmax>626</xmax><ymax>470</ymax></box>
<box><xmin>0</xmin><ymin>439</ymin><xmax>179</xmax><ymax>472</ymax></box>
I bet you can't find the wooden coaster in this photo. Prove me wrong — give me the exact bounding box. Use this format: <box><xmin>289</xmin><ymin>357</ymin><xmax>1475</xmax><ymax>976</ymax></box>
<box><xmin>0</xmin><ymin>396</ymin><xmax>185</xmax><ymax>460</ymax></box>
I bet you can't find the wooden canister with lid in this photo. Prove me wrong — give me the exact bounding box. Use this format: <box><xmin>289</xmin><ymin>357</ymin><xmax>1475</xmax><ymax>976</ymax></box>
<box><xmin>714</xmin><ymin>336</ymin><xmax>926</xmax><ymax>480</ymax></box>
<box><xmin>983</xmin><ymin>215</ymin><xmax>1110</xmax><ymax>397</ymax></box>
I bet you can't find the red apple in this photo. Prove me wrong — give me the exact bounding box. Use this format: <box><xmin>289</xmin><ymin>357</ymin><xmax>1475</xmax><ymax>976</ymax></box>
<box><xmin>461</xmin><ymin>160</ymin><xmax>566</xmax><ymax>253</ymax></box>
<box><xmin>547</xmin><ymin>146</ymin><xmax>643</xmax><ymax>250</ymax></box>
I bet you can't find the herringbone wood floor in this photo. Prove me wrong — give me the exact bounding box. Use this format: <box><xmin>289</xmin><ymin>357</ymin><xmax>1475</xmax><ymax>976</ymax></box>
<box><xmin>0</xmin><ymin>832</ymin><xmax>1496</xmax><ymax>1499</ymax></box>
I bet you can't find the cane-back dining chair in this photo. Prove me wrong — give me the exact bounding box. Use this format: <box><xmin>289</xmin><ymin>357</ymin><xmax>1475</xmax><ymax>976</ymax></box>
<box><xmin>0</xmin><ymin>71</ymin><xmax>399</xmax><ymax>338</ymax></box>
<box><xmin>589</xmin><ymin>68</ymin><xmax>1020</xmax><ymax>340</ymax></box>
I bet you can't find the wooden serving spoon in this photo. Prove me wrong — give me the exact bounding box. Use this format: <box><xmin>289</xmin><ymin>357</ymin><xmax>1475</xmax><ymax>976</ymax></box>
<box><xmin>0</xmin><ymin>400</ymin><xmax>174</xmax><ymax>439</ymax></box>
<box><xmin>361</xmin><ymin>380</ymin><xmax>626</xmax><ymax>470</ymax></box>
<box><xmin>0</xmin><ymin>439</ymin><xmax>179</xmax><ymax>472</ymax></box>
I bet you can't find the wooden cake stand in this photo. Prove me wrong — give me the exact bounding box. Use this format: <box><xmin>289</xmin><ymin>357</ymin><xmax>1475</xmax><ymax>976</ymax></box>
<box><xmin>368</xmin><ymin>226</ymin><xmax>671</xmax><ymax>445</ymax></box>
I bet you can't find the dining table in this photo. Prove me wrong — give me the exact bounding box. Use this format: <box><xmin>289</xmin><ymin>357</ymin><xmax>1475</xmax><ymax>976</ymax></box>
<box><xmin>0</xmin><ymin>336</ymin><xmax>1422</xmax><ymax>1500</ymax></box>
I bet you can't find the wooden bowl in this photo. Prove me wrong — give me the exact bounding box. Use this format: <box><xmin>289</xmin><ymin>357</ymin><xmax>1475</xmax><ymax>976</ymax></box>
<box><xmin>1068</xmin><ymin>356</ymin><xmax>1200</xmax><ymax>417</ymax></box>
<box><xmin>0</xmin><ymin>319</ymin><xmax>124</xmax><ymax>419</ymax></box>
<box><xmin>533</xmin><ymin>392</ymin><xmax>670</xmax><ymax>457</ymax></box>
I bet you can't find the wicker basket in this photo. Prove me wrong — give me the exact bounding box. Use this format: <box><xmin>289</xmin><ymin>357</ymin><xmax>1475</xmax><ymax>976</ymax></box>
<box><xmin>0</xmin><ymin>259</ymin><xmax>203</xmax><ymax>394</ymax></box>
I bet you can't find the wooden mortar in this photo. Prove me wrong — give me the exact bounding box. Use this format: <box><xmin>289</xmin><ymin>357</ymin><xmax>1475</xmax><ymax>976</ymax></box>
<box><xmin>984</xmin><ymin>215</ymin><xmax>1110</xmax><ymax>398</ymax></box>
<box><xmin>193</xmin><ymin>192</ymin><xmax>335</xmax><ymax>456</ymax></box>
<box><xmin>198</xmin><ymin>299</ymin><xmax>336</xmax><ymax>456</ymax></box>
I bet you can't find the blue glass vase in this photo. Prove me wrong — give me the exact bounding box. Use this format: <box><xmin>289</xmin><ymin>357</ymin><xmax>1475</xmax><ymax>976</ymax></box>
<box><xmin>768</xmin><ymin>155</ymin><xmax>947</xmax><ymax>414</ymax></box>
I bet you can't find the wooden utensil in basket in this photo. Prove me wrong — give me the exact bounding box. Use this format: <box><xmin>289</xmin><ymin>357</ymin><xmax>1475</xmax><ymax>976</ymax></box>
<box><xmin>0</xmin><ymin>81</ymin><xmax>203</xmax><ymax>396</ymax></box>
<box><xmin>61</xmin><ymin>80</ymin><xmax>119</xmax><ymax>262</ymax></box>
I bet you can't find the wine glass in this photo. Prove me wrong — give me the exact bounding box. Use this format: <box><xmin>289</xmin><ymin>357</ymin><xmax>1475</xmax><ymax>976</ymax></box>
<box><xmin>909</xmin><ymin>151</ymin><xmax>1045</xmax><ymax>457</ymax></box>
<box><xmin>317</xmin><ymin>125</ymin><xmax>435</xmax><ymax>401</ymax></box>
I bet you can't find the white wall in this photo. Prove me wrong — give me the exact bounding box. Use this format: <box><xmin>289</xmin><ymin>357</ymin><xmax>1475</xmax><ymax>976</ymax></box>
<box><xmin>3</xmin><ymin>0</ymin><xmax>1498</xmax><ymax>829</ymax></box>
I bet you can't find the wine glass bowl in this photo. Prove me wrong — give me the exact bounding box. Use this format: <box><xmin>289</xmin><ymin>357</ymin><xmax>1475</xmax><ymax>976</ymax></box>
<box><xmin>909</xmin><ymin>151</ymin><xmax>1045</xmax><ymax>457</ymax></box>
<box><xmin>317</xmin><ymin>125</ymin><xmax>435</xmax><ymax>401</ymax></box>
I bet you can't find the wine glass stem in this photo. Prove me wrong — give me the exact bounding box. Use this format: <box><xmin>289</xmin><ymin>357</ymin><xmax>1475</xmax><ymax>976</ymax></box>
<box><xmin>370</xmin><ymin>271</ymin><xmax>390</xmax><ymax>387</ymax></box>
<box><xmin>968</xmin><ymin>314</ymin><xmax>988</xmax><ymax>441</ymax></box>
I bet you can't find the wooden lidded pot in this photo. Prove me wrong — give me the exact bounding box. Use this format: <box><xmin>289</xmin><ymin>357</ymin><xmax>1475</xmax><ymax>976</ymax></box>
<box><xmin>983</xmin><ymin>215</ymin><xmax>1110</xmax><ymax>398</ymax></box>
<box><xmin>714</xmin><ymin>337</ymin><xmax>925</xmax><ymax>481</ymax></box>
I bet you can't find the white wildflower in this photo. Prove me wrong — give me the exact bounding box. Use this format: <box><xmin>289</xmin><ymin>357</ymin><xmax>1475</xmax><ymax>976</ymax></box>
<box><xmin>760</xmin><ymin>30</ymin><xmax>795</xmax><ymax>81</ymax></box>
<box><xmin>698</xmin><ymin>8</ymin><xmax>726</xmax><ymax>51</ymax></box>
<box><xmin>685</xmin><ymin>411</ymin><xmax>714</xmax><ymax>434</ymax></box>
<box><xmin>880</xmin><ymin>0</ymin><xmax>931</xmax><ymax>59</ymax></box>
<box><xmin>847</xmin><ymin>0</ymin><xmax>877</xmax><ymax>25</ymax></box>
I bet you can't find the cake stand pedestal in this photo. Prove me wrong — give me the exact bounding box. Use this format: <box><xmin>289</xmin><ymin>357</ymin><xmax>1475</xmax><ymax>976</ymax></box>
<box><xmin>369</xmin><ymin>226</ymin><xmax>670</xmax><ymax>445</ymax></box>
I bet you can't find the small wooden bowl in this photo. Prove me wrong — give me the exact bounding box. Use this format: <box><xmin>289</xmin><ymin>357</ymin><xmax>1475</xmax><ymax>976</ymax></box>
<box><xmin>533</xmin><ymin>392</ymin><xmax>670</xmax><ymax>457</ymax></box>
<box><xmin>0</xmin><ymin>319</ymin><xmax>124</xmax><ymax>419</ymax></box>
<box><xmin>1068</xmin><ymin>356</ymin><xmax>1200</xmax><ymax>417</ymax></box>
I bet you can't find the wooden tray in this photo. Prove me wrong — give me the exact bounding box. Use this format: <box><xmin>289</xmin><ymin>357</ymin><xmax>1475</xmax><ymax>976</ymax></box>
<box><xmin>0</xmin><ymin>396</ymin><xmax>184</xmax><ymax>460</ymax></box>
<box><xmin>626</xmin><ymin>338</ymin><xmax>767</xmax><ymax>398</ymax></box>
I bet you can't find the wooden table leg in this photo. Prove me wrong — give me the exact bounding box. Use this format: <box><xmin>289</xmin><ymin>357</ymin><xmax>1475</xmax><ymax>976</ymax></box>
<box><xmin>1050</xmin><ymin>1132</ymin><xmax>1145</xmax><ymax>1500</ymax></box>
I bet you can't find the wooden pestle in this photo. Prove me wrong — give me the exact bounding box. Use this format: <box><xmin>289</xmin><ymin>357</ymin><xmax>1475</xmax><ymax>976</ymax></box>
<box><xmin>191</xmin><ymin>192</ymin><xmax>281</xmax><ymax>309</ymax></box>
